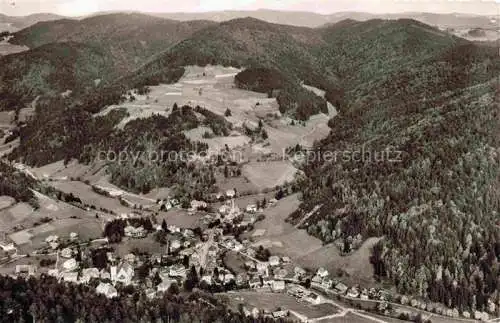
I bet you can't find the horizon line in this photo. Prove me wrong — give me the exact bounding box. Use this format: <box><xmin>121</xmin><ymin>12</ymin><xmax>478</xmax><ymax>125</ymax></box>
<box><xmin>3</xmin><ymin>8</ymin><xmax>496</xmax><ymax>19</ymax></box>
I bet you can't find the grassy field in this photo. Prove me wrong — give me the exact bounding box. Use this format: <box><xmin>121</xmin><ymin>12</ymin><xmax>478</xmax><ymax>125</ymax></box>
<box><xmin>222</xmin><ymin>251</ymin><xmax>247</xmax><ymax>274</ymax></box>
<box><xmin>50</xmin><ymin>180</ymin><xmax>131</xmax><ymax>214</ymax></box>
<box><xmin>0</xmin><ymin>41</ymin><xmax>28</xmax><ymax>56</ymax></box>
<box><xmin>11</xmin><ymin>217</ymin><xmax>102</xmax><ymax>254</ymax></box>
<box><xmin>0</xmin><ymin>196</ymin><xmax>16</xmax><ymax>210</ymax></box>
<box><xmin>155</xmin><ymin>208</ymin><xmax>204</xmax><ymax>229</ymax></box>
<box><xmin>0</xmin><ymin>254</ymin><xmax>57</xmax><ymax>276</ymax></box>
<box><xmin>243</xmin><ymin>194</ymin><xmax>324</xmax><ymax>259</ymax></box>
<box><xmin>115</xmin><ymin>236</ymin><xmax>167</xmax><ymax>257</ymax></box>
<box><xmin>223</xmin><ymin>291</ymin><xmax>341</xmax><ymax>319</ymax></box>
<box><xmin>297</xmin><ymin>237</ymin><xmax>383</xmax><ymax>286</ymax></box>
<box><xmin>242</xmin><ymin>161</ymin><xmax>297</xmax><ymax>190</ymax></box>
<box><xmin>320</xmin><ymin>313</ymin><xmax>382</xmax><ymax>323</ymax></box>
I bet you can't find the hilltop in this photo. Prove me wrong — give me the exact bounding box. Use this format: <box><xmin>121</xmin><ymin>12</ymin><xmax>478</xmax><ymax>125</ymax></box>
<box><xmin>9</xmin><ymin>13</ymin><xmax>216</xmax><ymax>70</ymax></box>
<box><xmin>0</xmin><ymin>41</ymin><xmax>119</xmax><ymax>112</ymax></box>
<box><xmin>0</xmin><ymin>13</ymin><xmax>64</xmax><ymax>31</ymax></box>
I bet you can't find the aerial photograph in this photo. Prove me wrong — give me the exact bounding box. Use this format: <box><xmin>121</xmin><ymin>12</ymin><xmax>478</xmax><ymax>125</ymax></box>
<box><xmin>0</xmin><ymin>0</ymin><xmax>498</xmax><ymax>322</ymax></box>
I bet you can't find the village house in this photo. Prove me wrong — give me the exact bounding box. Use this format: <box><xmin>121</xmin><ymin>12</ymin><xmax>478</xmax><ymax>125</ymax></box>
<box><xmin>246</xmin><ymin>204</ymin><xmax>257</xmax><ymax>213</ymax></box>
<box><xmin>312</xmin><ymin>275</ymin><xmax>322</xmax><ymax>284</ymax></box>
<box><xmin>96</xmin><ymin>282</ymin><xmax>118</xmax><ymax>298</ymax></box>
<box><xmin>100</xmin><ymin>269</ymin><xmax>111</xmax><ymax>280</ymax></box>
<box><xmin>69</xmin><ymin>232</ymin><xmax>78</xmax><ymax>241</ymax></box>
<box><xmin>236</xmin><ymin>273</ymin><xmax>249</xmax><ymax>286</ymax></box>
<box><xmin>169</xmin><ymin>239</ymin><xmax>182</xmax><ymax>253</ymax></box>
<box><xmin>273</xmin><ymin>268</ymin><xmax>288</xmax><ymax>279</ymax></box>
<box><xmin>106</xmin><ymin>252</ymin><xmax>116</xmax><ymax>263</ymax></box>
<box><xmin>347</xmin><ymin>287</ymin><xmax>360</xmax><ymax>298</ymax></box>
<box><xmin>224</xmin><ymin>273</ymin><xmax>235</xmax><ymax>284</ymax></box>
<box><xmin>245</xmin><ymin>260</ymin><xmax>257</xmax><ymax>270</ymax></box>
<box><xmin>246</xmin><ymin>248</ymin><xmax>257</xmax><ymax>258</ymax></box>
<box><xmin>268</xmin><ymin>256</ymin><xmax>280</xmax><ymax>267</ymax></box>
<box><xmin>294</xmin><ymin>266</ymin><xmax>306</xmax><ymax>280</ymax></box>
<box><xmin>169</xmin><ymin>264</ymin><xmax>187</xmax><ymax>279</ymax></box>
<box><xmin>190</xmin><ymin>200</ymin><xmax>208</xmax><ymax>211</ymax></box>
<box><xmin>249</xmin><ymin>277</ymin><xmax>262</xmax><ymax>289</ymax></box>
<box><xmin>124</xmin><ymin>253</ymin><xmax>136</xmax><ymax>264</ymax></box>
<box><xmin>263</xmin><ymin>277</ymin><xmax>274</xmax><ymax>287</ymax></box>
<box><xmin>256</xmin><ymin>262</ymin><xmax>269</xmax><ymax>277</ymax></box>
<box><xmin>111</xmin><ymin>262</ymin><xmax>134</xmax><ymax>285</ymax></box>
<box><xmin>60</xmin><ymin>272</ymin><xmax>78</xmax><ymax>283</ymax></box>
<box><xmin>281</xmin><ymin>256</ymin><xmax>291</xmax><ymax>264</ymax></box>
<box><xmin>271</xmin><ymin>280</ymin><xmax>286</xmax><ymax>292</ymax></box>
<box><xmin>304</xmin><ymin>292</ymin><xmax>322</xmax><ymax>305</ymax></box>
<box><xmin>335</xmin><ymin>282</ymin><xmax>348</xmax><ymax>294</ymax></box>
<box><xmin>316</xmin><ymin>267</ymin><xmax>328</xmax><ymax>278</ymax></box>
<box><xmin>124</xmin><ymin>225</ymin><xmax>146</xmax><ymax>238</ymax></box>
<box><xmin>157</xmin><ymin>279</ymin><xmax>175</xmax><ymax>293</ymax></box>
<box><xmin>321</xmin><ymin>278</ymin><xmax>333</xmax><ymax>289</ymax></box>
<box><xmin>62</xmin><ymin>258</ymin><xmax>78</xmax><ymax>272</ymax></box>
<box><xmin>226</xmin><ymin>189</ymin><xmax>236</xmax><ymax>199</ymax></box>
<box><xmin>167</xmin><ymin>224</ymin><xmax>181</xmax><ymax>233</ymax></box>
<box><xmin>80</xmin><ymin>268</ymin><xmax>100</xmax><ymax>283</ymax></box>
<box><xmin>48</xmin><ymin>269</ymin><xmax>59</xmax><ymax>277</ymax></box>
<box><xmin>287</xmin><ymin>285</ymin><xmax>306</xmax><ymax>298</ymax></box>
<box><xmin>145</xmin><ymin>288</ymin><xmax>156</xmax><ymax>299</ymax></box>
<box><xmin>15</xmin><ymin>265</ymin><xmax>37</xmax><ymax>276</ymax></box>
<box><xmin>45</xmin><ymin>235</ymin><xmax>60</xmax><ymax>249</ymax></box>
<box><xmin>272</xmin><ymin>310</ymin><xmax>288</xmax><ymax>319</ymax></box>
<box><xmin>474</xmin><ymin>311</ymin><xmax>489</xmax><ymax>321</ymax></box>
<box><xmin>201</xmin><ymin>275</ymin><xmax>213</xmax><ymax>285</ymax></box>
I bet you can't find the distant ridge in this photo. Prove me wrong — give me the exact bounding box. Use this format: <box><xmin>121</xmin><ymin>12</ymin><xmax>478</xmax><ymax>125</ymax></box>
<box><xmin>0</xmin><ymin>10</ymin><xmax>496</xmax><ymax>32</ymax></box>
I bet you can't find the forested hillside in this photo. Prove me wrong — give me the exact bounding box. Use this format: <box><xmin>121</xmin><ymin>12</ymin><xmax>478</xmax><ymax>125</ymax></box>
<box><xmin>10</xmin><ymin>13</ymin><xmax>216</xmax><ymax>71</ymax></box>
<box><xmin>0</xmin><ymin>161</ymin><xmax>38</xmax><ymax>208</ymax></box>
<box><xmin>0</xmin><ymin>42</ymin><xmax>117</xmax><ymax>112</ymax></box>
<box><xmin>135</xmin><ymin>17</ymin><xmax>341</xmax><ymax>120</ymax></box>
<box><xmin>291</xmin><ymin>27</ymin><xmax>500</xmax><ymax>312</ymax></box>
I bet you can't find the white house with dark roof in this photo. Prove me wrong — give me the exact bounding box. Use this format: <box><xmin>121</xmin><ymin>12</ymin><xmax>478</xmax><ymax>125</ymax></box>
<box><xmin>111</xmin><ymin>262</ymin><xmax>134</xmax><ymax>285</ymax></box>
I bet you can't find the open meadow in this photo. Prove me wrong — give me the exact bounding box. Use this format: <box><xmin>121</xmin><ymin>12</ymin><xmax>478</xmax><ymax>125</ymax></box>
<box><xmin>223</xmin><ymin>291</ymin><xmax>341</xmax><ymax>319</ymax></box>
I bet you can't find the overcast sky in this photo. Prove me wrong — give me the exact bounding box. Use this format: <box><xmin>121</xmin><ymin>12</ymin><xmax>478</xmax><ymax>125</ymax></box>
<box><xmin>1</xmin><ymin>0</ymin><xmax>498</xmax><ymax>17</ymax></box>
